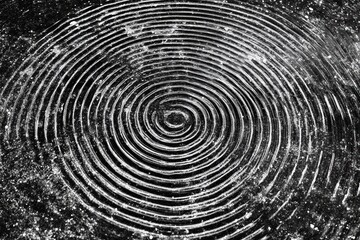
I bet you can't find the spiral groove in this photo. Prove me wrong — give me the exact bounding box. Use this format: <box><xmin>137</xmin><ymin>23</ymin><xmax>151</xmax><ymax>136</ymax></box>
<box><xmin>1</xmin><ymin>0</ymin><xmax>360</xmax><ymax>239</ymax></box>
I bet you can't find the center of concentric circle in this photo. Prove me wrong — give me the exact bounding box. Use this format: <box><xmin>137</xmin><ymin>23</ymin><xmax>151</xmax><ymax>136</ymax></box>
<box><xmin>164</xmin><ymin>110</ymin><xmax>189</xmax><ymax>128</ymax></box>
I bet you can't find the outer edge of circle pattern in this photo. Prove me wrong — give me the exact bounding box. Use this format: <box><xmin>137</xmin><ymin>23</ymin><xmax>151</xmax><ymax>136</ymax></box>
<box><xmin>1</xmin><ymin>0</ymin><xmax>359</xmax><ymax>239</ymax></box>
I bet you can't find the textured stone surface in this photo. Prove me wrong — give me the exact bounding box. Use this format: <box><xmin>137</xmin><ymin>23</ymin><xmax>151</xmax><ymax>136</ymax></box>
<box><xmin>1</xmin><ymin>1</ymin><xmax>360</xmax><ymax>239</ymax></box>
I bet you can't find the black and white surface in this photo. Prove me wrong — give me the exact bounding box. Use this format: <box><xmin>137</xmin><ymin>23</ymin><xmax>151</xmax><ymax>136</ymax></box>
<box><xmin>1</xmin><ymin>0</ymin><xmax>360</xmax><ymax>239</ymax></box>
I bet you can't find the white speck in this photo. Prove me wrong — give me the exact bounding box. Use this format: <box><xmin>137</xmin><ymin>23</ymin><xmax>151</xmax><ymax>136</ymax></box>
<box><xmin>170</xmin><ymin>24</ymin><xmax>178</xmax><ymax>34</ymax></box>
<box><xmin>124</xmin><ymin>25</ymin><xmax>135</xmax><ymax>35</ymax></box>
<box><xmin>20</xmin><ymin>67</ymin><xmax>34</xmax><ymax>77</ymax></box>
<box><xmin>124</xmin><ymin>106</ymin><xmax>131</xmax><ymax>114</ymax></box>
<box><xmin>70</xmin><ymin>21</ymin><xmax>79</xmax><ymax>27</ymax></box>
<box><xmin>246</xmin><ymin>53</ymin><xmax>268</xmax><ymax>64</ymax></box>
<box><xmin>152</xmin><ymin>25</ymin><xmax>178</xmax><ymax>36</ymax></box>
<box><xmin>290</xmin><ymin>234</ymin><xmax>304</xmax><ymax>240</ymax></box>
<box><xmin>124</xmin><ymin>24</ymin><xmax>144</xmax><ymax>37</ymax></box>
<box><xmin>310</xmin><ymin>223</ymin><xmax>319</xmax><ymax>231</ymax></box>
<box><xmin>52</xmin><ymin>166</ymin><xmax>61</xmax><ymax>175</ymax></box>
<box><xmin>52</xmin><ymin>45</ymin><xmax>62</xmax><ymax>55</ymax></box>
<box><xmin>97</xmin><ymin>18</ymin><xmax>104</xmax><ymax>26</ymax></box>
<box><xmin>244</xmin><ymin>212</ymin><xmax>252</xmax><ymax>219</ymax></box>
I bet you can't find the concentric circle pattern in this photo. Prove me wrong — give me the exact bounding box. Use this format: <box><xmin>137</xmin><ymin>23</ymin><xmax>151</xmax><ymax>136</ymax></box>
<box><xmin>1</xmin><ymin>0</ymin><xmax>360</xmax><ymax>239</ymax></box>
